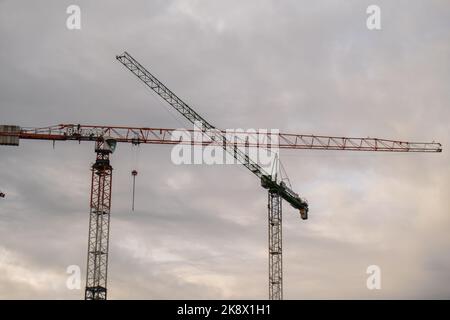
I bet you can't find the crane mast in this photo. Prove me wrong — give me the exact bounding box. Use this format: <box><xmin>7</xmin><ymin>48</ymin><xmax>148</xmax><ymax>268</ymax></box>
<box><xmin>85</xmin><ymin>139</ymin><xmax>114</xmax><ymax>300</ymax></box>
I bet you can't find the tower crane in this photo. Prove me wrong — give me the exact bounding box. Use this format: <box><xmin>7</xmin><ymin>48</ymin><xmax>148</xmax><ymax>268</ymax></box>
<box><xmin>0</xmin><ymin>54</ymin><xmax>442</xmax><ymax>299</ymax></box>
<box><xmin>114</xmin><ymin>51</ymin><xmax>442</xmax><ymax>300</ymax></box>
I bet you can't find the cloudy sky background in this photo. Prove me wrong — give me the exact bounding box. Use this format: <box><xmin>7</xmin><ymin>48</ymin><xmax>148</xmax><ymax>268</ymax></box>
<box><xmin>0</xmin><ymin>0</ymin><xmax>449</xmax><ymax>299</ymax></box>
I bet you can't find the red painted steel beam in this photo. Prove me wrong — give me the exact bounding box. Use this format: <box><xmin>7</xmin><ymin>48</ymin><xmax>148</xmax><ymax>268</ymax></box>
<box><xmin>0</xmin><ymin>124</ymin><xmax>442</xmax><ymax>153</ymax></box>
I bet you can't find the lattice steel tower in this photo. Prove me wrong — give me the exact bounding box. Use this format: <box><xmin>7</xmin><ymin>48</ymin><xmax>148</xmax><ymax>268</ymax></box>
<box><xmin>85</xmin><ymin>138</ymin><xmax>115</xmax><ymax>300</ymax></box>
<box><xmin>268</xmin><ymin>191</ymin><xmax>283</xmax><ymax>300</ymax></box>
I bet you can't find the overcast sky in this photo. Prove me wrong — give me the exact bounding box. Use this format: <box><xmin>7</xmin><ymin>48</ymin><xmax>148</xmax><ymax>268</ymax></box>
<box><xmin>0</xmin><ymin>0</ymin><xmax>449</xmax><ymax>299</ymax></box>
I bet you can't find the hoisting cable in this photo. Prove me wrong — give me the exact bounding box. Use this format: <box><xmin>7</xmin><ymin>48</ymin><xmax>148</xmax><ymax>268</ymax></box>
<box><xmin>131</xmin><ymin>169</ymin><xmax>137</xmax><ymax>211</ymax></box>
<box><xmin>131</xmin><ymin>139</ymin><xmax>140</xmax><ymax>211</ymax></box>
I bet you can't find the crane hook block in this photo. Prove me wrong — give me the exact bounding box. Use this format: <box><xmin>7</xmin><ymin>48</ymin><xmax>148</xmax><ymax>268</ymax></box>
<box><xmin>299</xmin><ymin>208</ymin><xmax>308</xmax><ymax>220</ymax></box>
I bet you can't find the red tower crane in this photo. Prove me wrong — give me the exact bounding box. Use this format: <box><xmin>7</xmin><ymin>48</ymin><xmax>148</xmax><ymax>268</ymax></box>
<box><xmin>0</xmin><ymin>52</ymin><xmax>442</xmax><ymax>300</ymax></box>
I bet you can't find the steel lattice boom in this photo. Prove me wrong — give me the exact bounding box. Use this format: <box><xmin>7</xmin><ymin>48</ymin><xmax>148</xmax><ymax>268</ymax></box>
<box><xmin>2</xmin><ymin>124</ymin><xmax>442</xmax><ymax>153</ymax></box>
<box><xmin>115</xmin><ymin>52</ymin><xmax>309</xmax><ymax>217</ymax></box>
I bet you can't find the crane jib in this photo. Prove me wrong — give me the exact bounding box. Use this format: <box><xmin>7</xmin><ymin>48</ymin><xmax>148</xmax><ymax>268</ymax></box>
<box><xmin>116</xmin><ymin>52</ymin><xmax>309</xmax><ymax>216</ymax></box>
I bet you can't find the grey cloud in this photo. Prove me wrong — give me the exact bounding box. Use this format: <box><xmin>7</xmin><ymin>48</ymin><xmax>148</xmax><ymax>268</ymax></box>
<box><xmin>0</xmin><ymin>0</ymin><xmax>449</xmax><ymax>299</ymax></box>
